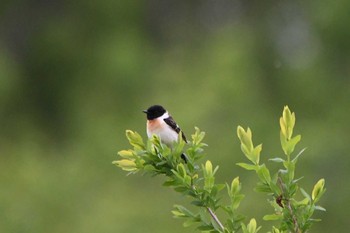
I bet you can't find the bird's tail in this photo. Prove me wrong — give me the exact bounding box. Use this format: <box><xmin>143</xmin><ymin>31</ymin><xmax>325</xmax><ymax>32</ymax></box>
<box><xmin>181</xmin><ymin>153</ymin><xmax>188</xmax><ymax>163</ymax></box>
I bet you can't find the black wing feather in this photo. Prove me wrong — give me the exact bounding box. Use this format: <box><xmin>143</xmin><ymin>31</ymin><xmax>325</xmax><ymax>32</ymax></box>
<box><xmin>164</xmin><ymin>116</ymin><xmax>187</xmax><ymax>143</ymax></box>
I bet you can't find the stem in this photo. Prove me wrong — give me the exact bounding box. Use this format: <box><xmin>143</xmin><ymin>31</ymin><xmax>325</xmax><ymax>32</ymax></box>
<box><xmin>286</xmin><ymin>202</ymin><xmax>301</xmax><ymax>233</ymax></box>
<box><xmin>190</xmin><ymin>177</ymin><xmax>225</xmax><ymax>232</ymax></box>
<box><xmin>277</xmin><ymin>177</ymin><xmax>300</xmax><ymax>233</ymax></box>
<box><xmin>207</xmin><ymin>207</ymin><xmax>225</xmax><ymax>231</ymax></box>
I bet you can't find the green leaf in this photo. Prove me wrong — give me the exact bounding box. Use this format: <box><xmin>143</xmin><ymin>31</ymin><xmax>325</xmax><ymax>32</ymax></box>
<box><xmin>191</xmin><ymin>200</ymin><xmax>204</xmax><ymax>207</ymax></box>
<box><xmin>263</xmin><ymin>214</ymin><xmax>283</xmax><ymax>221</ymax></box>
<box><xmin>204</xmin><ymin>177</ymin><xmax>215</xmax><ymax>192</ymax></box>
<box><xmin>192</xmin><ymin>127</ymin><xmax>206</xmax><ymax>145</ymax></box>
<box><xmin>171</xmin><ymin>210</ymin><xmax>186</xmax><ymax>217</ymax></box>
<box><xmin>236</xmin><ymin>163</ymin><xmax>258</xmax><ymax>171</ymax></box>
<box><xmin>246</xmin><ymin>218</ymin><xmax>261</xmax><ymax>233</ymax></box>
<box><xmin>296</xmin><ymin>197</ymin><xmax>310</xmax><ymax>206</ymax></box>
<box><xmin>237</xmin><ymin>126</ymin><xmax>262</xmax><ymax>165</ymax></box>
<box><xmin>117</xmin><ymin>149</ymin><xmax>135</xmax><ymax>159</ymax></box>
<box><xmin>232</xmin><ymin>194</ymin><xmax>245</xmax><ymax>209</ymax></box>
<box><xmin>171</xmin><ymin>169</ymin><xmax>181</xmax><ymax>179</ymax></box>
<box><xmin>288</xmin><ymin>182</ymin><xmax>298</xmax><ymax>196</ymax></box>
<box><xmin>183</xmin><ymin>218</ymin><xmax>200</xmax><ymax>227</ymax></box>
<box><xmin>269</xmin><ymin>157</ymin><xmax>285</xmax><ymax>163</ymax></box>
<box><xmin>205</xmin><ymin>160</ymin><xmax>213</xmax><ymax>176</ymax></box>
<box><xmin>241</xmin><ymin>222</ymin><xmax>248</xmax><ymax>232</ymax></box>
<box><xmin>279</xmin><ymin>107</ymin><xmax>301</xmax><ymax>157</ymax></box>
<box><xmin>203</xmin><ymin>161</ymin><xmax>215</xmax><ymax>192</ymax></box>
<box><xmin>241</xmin><ymin>144</ymin><xmax>251</xmax><ymax>158</ymax></box>
<box><xmin>257</xmin><ymin>164</ymin><xmax>271</xmax><ymax>184</ymax></box>
<box><xmin>269</xmin><ymin>181</ymin><xmax>280</xmax><ymax>194</ymax></box>
<box><xmin>237</xmin><ymin>126</ymin><xmax>253</xmax><ymax>152</ymax></box>
<box><xmin>230</xmin><ymin>177</ymin><xmax>241</xmax><ymax>195</ymax></box>
<box><xmin>173</xmin><ymin>135</ymin><xmax>186</xmax><ymax>159</ymax></box>
<box><xmin>174</xmin><ymin>186</ymin><xmax>188</xmax><ymax>193</ymax></box>
<box><xmin>312</xmin><ymin>178</ymin><xmax>326</xmax><ymax>202</ymax></box>
<box><xmin>215</xmin><ymin>183</ymin><xmax>226</xmax><ymax>192</ymax></box>
<box><xmin>300</xmin><ymin>188</ymin><xmax>311</xmax><ymax>201</ymax></box>
<box><xmin>271</xmin><ymin>226</ymin><xmax>281</xmax><ymax>233</ymax></box>
<box><xmin>292</xmin><ymin>147</ymin><xmax>307</xmax><ymax>163</ymax></box>
<box><xmin>177</xmin><ymin>163</ymin><xmax>187</xmax><ymax>177</ymax></box>
<box><xmin>283</xmin><ymin>160</ymin><xmax>295</xmax><ymax>182</ymax></box>
<box><xmin>163</xmin><ymin>179</ymin><xmax>180</xmax><ymax>187</ymax></box>
<box><xmin>292</xmin><ymin>176</ymin><xmax>304</xmax><ymax>184</ymax></box>
<box><xmin>143</xmin><ymin>164</ymin><xmax>156</xmax><ymax>172</ymax></box>
<box><xmin>281</xmin><ymin>134</ymin><xmax>301</xmax><ymax>157</ymax></box>
<box><xmin>288</xmin><ymin>134</ymin><xmax>301</xmax><ymax>154</ymax></box>
<box><xmin>251</xmin><ymin>144</ymin><xmax>262</xmax><ymax>165</ymax></box>
<box><xmin>173</xmin><ymin>205</ymin><xmax>194</xmax><ymax>217</ymax></box>
<box><xmin>112</xmin><ymin>159</ymin><xmax>137</xmax><ymax>171</ymax></box>
<box><xmin>197</xmin><ymin>225</ymin><xmax>215</xmax><ymax>231</ymax></box>
<box><xmin>309</xmin><ymin>218</ymin><xmax>322</xmax><ymax>222</ymax></box>
<box><xmin>126</xmin><ymin>130</ymin><xmax>145</xmax><ymax>150</ymax></box>
<box><xmin>254</xmin><ymin>183</ymin><xmax>272</xmax><ymax>193</ymax></box>
<box><xmin>280</xmin><ymin>106</ymin><xmax>295</xmax><ymax>140</ymax></box>
<box><xmin>315</xmin><ymin>205</ymin><xmax>326</xmax><ymax>211</ymax></box>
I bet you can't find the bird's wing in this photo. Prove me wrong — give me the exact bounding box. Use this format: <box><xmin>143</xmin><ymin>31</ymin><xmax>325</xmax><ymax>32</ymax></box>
<box><xmin>163</xmin><ymin>116</ymin><xmax>187</xmax><ymax>143</ymax></box>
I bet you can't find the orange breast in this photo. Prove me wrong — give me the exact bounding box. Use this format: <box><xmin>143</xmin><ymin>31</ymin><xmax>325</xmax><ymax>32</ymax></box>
<box><xmin>147</xmin><ymin>119</ymin><xmax>162</xmax><ymax>131</ymax></box>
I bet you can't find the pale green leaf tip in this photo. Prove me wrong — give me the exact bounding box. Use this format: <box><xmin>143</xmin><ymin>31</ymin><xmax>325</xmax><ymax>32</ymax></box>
<box><xmin>312</xmin><ymin>178</ymin><xmax>326</xmax><ymax>201</ymax></box>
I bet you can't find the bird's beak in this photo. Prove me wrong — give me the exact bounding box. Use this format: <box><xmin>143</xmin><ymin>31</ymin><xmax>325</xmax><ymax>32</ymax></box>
<box><xmin>142</xmin><ymin>110</ymin><xmax>148</xmax><ymax>114</ymax></box>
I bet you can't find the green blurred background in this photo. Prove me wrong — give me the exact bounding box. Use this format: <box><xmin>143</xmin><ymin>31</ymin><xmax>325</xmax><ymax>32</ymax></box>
<box><xmin>1</xmin><ymin>1</ymin><xmax>349</xmax><ymax>232</ymax></box>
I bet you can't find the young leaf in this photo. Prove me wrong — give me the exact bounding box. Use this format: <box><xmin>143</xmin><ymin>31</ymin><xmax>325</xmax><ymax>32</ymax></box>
<box><xmin>244</xmin><ymin>218</ymin><xmax>261</xmax><ymax>233</ymax></box>
<box><xmin>295</xmin><ymin>197</ymin><xmax>310</xmax><ymax>206</ymax></box>
<box><xmin>230</xmin><ymin>177</ymin><xmax>241</xmax><ymax>195</ymax></box>
<box><xmin>300</xmin><ymin>188</ymin><xmax>311</xmax><ymax>201</ymax></box>
<box><xmin>112</xmin><ymin>159</ymin><xmax>137</xmax><ymax>171</ymax></box>
<box><xmin>173</xmin><ymin>204</ymin><xmax>195</xmax><ymax>217</ymax></box>
<box><xmin>254</xmin><ymin>183</ymin><xmax>272</xmax><ymax>193</ymax></box>
<box><xmin>280</xmin><ymin>106</ymin><xmax>295</xmax><ymax>140</ymax></box>
<box><xmin>269</xmin><ymin>157</ymin><xmax>285</xmax><ymax>163</ymax></box>
<box><xmin>203</xmin><ymin>160</ymin><xmax>215</xmax><ymax>192</ymax></box>
<box><xmin>292</xmin><ymin>147</ymin><xmax>307</xmax><ymax>163</ymax></box>
<box><xmin>252</xmin><ymin>144</ymin><xmax>262</xmax><ymax>165</ymax></box>
<box><xmin>257</xmin><ymin>164</ymin><xmax>271</xmax><ymax>184</ymax></box>
<box><xmin>177</xmin><ymin>163</ymin><xmax>187</xmax><ymax>177</ymax></box>
<box><xmin>271</xmin><ymin>226</ymin><xmax>281</xmax><ymax>233</ymax></box>
<box><xmin>192</xmin><ymin>127</ymin><xmax>206</xmax><ymax>146</ymax></box>
<box><xmin>315</xmin><ymin>205</ymin><xmax>326</xmax><ymax>211</ymax></box>
<box><xmin>236</xmin><ymin>163</ymin><xmax>258</xmax><ymax>171</ymax></box>
<box><xmin>117</xmin><ymin>150</ymin><xmax>135</xmax><ymax>159</ymax></box>
<box><xmin>237</xmin><ymin>126</ymin><xmax>253</xmax><ymax>152</ymax></box>
<box><xmin>205</xmin><ymin>160</ymin><xmax>213</xmax><ymax>176</ymax></box>
<box><xmin>237</xmin><ymin>126</ymin><xmax>261</xmax><ymax>165</ymax></box>
<box><xmin>263</xmin><ymin>214</ymin><xmax>283</xmax><ymax>221</ymax></box>
<box><xmin>126</xmin><ymin>130</ymin><xmax>145</xmax><ymax>150</ymax></box>
<box><xmin>312</xmin><ymin>178</ymin><xmax>326</xmax><ymax>202</ymax></box>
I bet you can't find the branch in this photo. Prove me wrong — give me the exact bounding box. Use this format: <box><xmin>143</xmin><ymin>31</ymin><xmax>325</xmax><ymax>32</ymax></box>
<box><xmin>190</xmin><ymin>178</ymin><xmax>225</xmax><ymax>231</ymax></box>
<box><xmin>207</xmin><ymin>207</ymin><xmax>225</xmax><ymax>231</ymax></box>
<box><xmin>286</xmin><ymin>202</ymin><xmax>300</xmax><ymax>233</ymax></box>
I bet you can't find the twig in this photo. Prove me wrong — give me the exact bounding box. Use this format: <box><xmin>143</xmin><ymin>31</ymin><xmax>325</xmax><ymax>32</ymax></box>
<box><xmin>207</xmin><ymin>207</ymin><xmax>225</xmax><ymax>231</ymax></box>
<box><xmin>190</xmin><ymin>178</ymin><xmax>225</xmax><ymax>231</ymax></box>
<box><xmin>286</xmin><ymin>201</ymin><xmax>300</xmax><ymax>233</ymax></box>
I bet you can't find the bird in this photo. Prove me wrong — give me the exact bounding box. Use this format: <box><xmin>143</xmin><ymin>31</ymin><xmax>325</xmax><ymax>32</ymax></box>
<box><xmin>143</xmin><ymin>105</ymin><xmax>188</xmax><ymax>162</ymax></box>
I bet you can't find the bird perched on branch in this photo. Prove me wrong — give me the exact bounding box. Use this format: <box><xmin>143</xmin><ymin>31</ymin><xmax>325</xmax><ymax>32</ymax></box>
<box><xmin>143</xmin><ymin>105</ymin><xmax>188</xmax><ymax>162</ymax></box>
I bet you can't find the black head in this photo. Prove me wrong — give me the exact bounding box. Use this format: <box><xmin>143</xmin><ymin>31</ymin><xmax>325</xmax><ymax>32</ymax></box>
<box><xmin>143</xmin><ymin>105</ymin><xmax>166</xmax><ymax>120</ymax></box>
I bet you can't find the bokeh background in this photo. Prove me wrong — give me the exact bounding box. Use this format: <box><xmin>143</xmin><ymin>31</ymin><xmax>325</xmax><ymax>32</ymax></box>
<box><xmin>1</xmin><ymin>1</ymin><xmax>349</xmax><ymax>232</ymax></box>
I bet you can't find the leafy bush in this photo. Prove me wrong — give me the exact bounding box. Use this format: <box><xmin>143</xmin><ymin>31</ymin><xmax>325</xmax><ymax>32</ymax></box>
<box><xmin>114</xmin><ymin>106</ymin><xmax>325</xmax><ymax>233</ymax></box>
